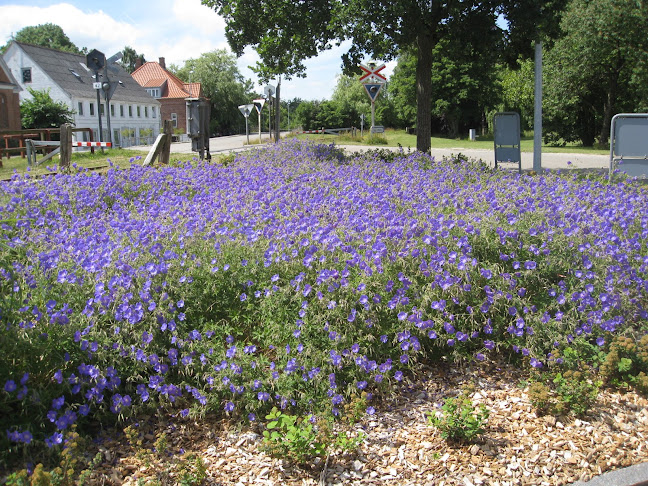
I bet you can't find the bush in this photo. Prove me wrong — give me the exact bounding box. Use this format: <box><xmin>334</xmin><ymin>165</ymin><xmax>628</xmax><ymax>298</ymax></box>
<box><xmin>600</xmin><ymin>335</ymin><xmax>648</xmax><ymax>394</ymax></box>
<box><xmin>428</xmin><ymin>389</ymin><xmax>489</xmax><ymax>443</ymax></box>
<box><xmin>20</xmin><ymin>88</ymin><xmax>74</xmax><ymax>129</ymax></box>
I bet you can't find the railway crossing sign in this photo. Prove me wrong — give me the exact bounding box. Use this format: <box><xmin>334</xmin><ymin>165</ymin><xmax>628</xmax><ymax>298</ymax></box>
<box><xmin>359</xmin><ymin>62</ymin><xmax>387</xmax><ymax>84</ymax></box>
<box><xmin>358</xmin><ymin>61</ymin><xmax>387</xmax><ymax>132</ymax></box>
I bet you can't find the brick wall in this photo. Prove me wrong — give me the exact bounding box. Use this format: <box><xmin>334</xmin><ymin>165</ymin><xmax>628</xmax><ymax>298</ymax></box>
<box><xmin>8</xmin><ymin>91</ymin><xmax>21</xmax><ymax>129</ymax></box>
<box><xmin>161</xmin><ymin>98</ymin><xmax>187</xmax><ymax>133</ymax></box>
<box><xmin>0</xmin><ymin>91</ymin><xmax>21</xmax><ymax>130</ymax></box>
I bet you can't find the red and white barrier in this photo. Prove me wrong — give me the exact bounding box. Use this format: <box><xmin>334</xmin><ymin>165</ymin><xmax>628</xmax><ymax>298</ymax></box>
<box><xmin>294</xmin><ymin>130</ymin><xmax>324</xmax><ymax>134</ymax></box>
<box><xmin>72</xmin><ymin>142</ymin><xmax>112</xmax><ymax>147</ymax></box>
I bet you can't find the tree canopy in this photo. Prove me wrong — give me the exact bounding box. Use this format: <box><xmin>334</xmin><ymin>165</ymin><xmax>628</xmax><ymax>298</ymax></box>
<box><xmin>202</xmin><ymin>0</ymin><xmax>565</xmax><ymax>152</ymax></box>
<box><xmin>543</xmin><ymin>0</ymin><xmax>648</xmax><ymax>146</ymax></box>
<box><xmin>21</xmin><ymin>88</ymin><xmax>75</xmax><ymax>129</ymax></box>
<box><xmin>120</xmin><ymin>46</ymin><xmax>146</xmax><ymax>74</ymax></box>
<box><xmin>1</xmin><ymin>23</ymin><xmax>83</xmax><ymax>54</ymax></box>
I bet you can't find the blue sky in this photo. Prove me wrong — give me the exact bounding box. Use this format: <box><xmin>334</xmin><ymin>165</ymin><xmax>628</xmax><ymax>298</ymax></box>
<box><xmin>0</xmin><ymin>0</ymin><xmax>392</xmax><ymax>101</ymax></box>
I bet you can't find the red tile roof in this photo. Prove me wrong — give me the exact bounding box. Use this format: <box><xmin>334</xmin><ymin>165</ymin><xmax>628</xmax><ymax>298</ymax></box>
<box><xmin>184</xmin><ymin>82</ymin><xmax>201</xmax><ymax>98</ymax></box>
<box><xmin>141</xmin><ymin>78</ymin><xmax>167</xmax><ymax>88</ymax></box>
<box><xmin>132</xmin><ymin>62</ymin><xmax>202</xmax><ymax>99</ymax></box>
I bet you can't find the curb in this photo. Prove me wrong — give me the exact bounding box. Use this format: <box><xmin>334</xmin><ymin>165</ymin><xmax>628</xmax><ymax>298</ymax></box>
<box><xmin>570</xmin><ymin>462</ymin><xmax>648</xmax><ymax>485</ymax></box>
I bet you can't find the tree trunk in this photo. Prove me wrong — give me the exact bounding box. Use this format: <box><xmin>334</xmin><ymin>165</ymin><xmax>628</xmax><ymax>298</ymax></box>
<box><xmin>416</xmin><ymin>32</ymin><xmax>433</xmax><ymax>153</ymax></box>
<box><xmin>599</xmin><ymin>72</ymin><xmax>619</xmax><ymax>146</ymax></box>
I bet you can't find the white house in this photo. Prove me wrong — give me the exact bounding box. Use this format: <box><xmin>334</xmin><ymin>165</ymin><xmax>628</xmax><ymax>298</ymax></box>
<box><xmin>2</xmin><ymin>41</ymin><xmax>161</xmax><ymax>147</ymax></box>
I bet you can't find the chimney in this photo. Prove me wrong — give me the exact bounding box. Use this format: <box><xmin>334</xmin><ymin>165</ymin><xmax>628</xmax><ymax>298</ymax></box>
<box><xmin>135</xmin><ymin>58</ymin><xmax>143</xmax><ymax>69</ymax></box>
<box><xmin>159</xmin><ymin>57</ymin><xmax>166</xmax><ymax>70</ymax></box>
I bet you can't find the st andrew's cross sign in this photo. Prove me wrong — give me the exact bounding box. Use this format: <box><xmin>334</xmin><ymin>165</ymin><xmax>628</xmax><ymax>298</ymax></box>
<box><xmin>359</xmin><ymin>62</ymin><xmax>387</xmax><ymax>84</ymax></box>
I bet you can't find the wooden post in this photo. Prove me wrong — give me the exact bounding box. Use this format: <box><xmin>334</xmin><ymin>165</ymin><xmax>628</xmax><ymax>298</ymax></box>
<box><xmin>59</xmin><ymin>124</ymin><xmax>72</xmax><ymax>169</ymax></box>
<box><xmin>143</xmin><ymin>133</ymin><xmax>166</xmax><ymax>166</ymax></box>
<box><xmin>159</xmin><ymin>120</ymin><xmax>173</xmax><ymax>165</ymax></box>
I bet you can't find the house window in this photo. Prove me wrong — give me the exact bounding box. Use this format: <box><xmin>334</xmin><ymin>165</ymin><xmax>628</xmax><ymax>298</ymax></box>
<box><xmin>110</xmin><ymin>104</ymin><xmax>115</xmax><ymax>117</ymax></box>
<box><xmin>171</xmin><ymin>113</ymin><xmax>178</xmax><ymax>128</ymax></box>
<box><xmin>77</xmin><ymin>102</ymin><xmax>83</xmax><ymax>116</ymax></box>
<box><xmin>129</xmin><ymin>105</ymin><xmax>133</xmax><ymax>117</ymax></box>
<box><xmin>100</xmin><ymin>104</ymin><xmax>105</xmax><ymax>116</ymax></box>
<box><xmin>152</xmin><ymin>107</ymin><xmax>157</xmax><ymax>118</ymax></box>
<box><xmin>120</xmin><ymin>104</ymin><xmax>124</xmax><ymax>117</ymax></box>
<box><xmin>22</xmin><ymin>68</ymin><xmax>32</xmax><ymax>83</ymax></box>
<box><xmin>89</xmin><ymin>103</ymin><xmax>95</xmax><ymax>116</ymax></box>
<box><xmin>144</xmin><ymin>106</ymin><xmax>148</xmax><ymax>117</ymax></box>
<box><xmin>146</xmin><ymin>88</ymin><xmax>160</xmax><ymax>98</ymax></box>
<box><xmin>137</xmin><ymin>106</ymin><xmax>141</xmax><ymax>117</ymax></box>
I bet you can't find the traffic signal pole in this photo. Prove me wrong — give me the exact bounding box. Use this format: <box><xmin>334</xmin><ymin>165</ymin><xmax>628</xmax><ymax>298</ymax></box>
<box><xmin>95</xmin><ymin>70</ymin><xmax>103</xmax><ymax>144</ymax></box>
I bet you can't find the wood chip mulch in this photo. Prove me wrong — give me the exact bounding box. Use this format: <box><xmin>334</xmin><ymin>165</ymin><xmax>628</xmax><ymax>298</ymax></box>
<box><xmin>85</xmin><ymin>360</ymin><xmax>648</xmax><ymax>486</ymax></box>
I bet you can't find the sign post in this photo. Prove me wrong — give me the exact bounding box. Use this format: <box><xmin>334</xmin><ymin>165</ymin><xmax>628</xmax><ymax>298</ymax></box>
<box><xmin>264</xmin><ymin>85</ymin><xmax>275</xmax><ymax>140</ymax></box>
<box><xmin>238</xmin><ymin>104</ymin><xmax>254</xmax><ymax>145</ymax></box>
<box><xmin>86</xmin><ymin>49</ymin><xmax>106</xmax><ymax>144</ymax></box>
<box><xmin>253</xmin><ymin>98</ymin><xmax>265</xmax><ymax>143</ymax></box>
<box><xmin>359</xmin><ymin>62</ymin><xmax>387</xmax><ymax>133</ymax></box>
<box><xmin>103</xmin><ymin>52</ymin><xmax>122</xmax><ymax>147</ymax></box>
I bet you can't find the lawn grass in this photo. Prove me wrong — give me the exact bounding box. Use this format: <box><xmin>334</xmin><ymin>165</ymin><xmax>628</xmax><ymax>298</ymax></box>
<box><xmin>293</xmin><ymin>129</ymin><xmax>610</xmax><ymax>155</ymax></box>
<box><xmin>0</xmin><ymin>148</ymin><xmax>147</xmax><ymax>179</ymax></box>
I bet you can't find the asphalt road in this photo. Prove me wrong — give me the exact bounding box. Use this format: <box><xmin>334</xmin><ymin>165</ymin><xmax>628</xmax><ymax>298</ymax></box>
<box><xmin>129</xmin><ymin>134</ymin><xmax>610</xmax><ymax>172</ymax></box>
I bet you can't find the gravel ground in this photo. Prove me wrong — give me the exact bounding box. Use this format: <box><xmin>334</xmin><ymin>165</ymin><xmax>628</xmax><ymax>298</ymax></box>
<box><xmin>83</xmin><ymin>359</ymin><xmax>648</xmax><ymax>486</ymax></box>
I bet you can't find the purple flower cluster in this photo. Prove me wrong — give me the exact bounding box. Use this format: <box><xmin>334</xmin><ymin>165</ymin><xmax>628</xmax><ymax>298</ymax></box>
<box><xmin>1</xmin><ymin>139</ymin><xmax>647</xmax><ymax>450</ymax></box>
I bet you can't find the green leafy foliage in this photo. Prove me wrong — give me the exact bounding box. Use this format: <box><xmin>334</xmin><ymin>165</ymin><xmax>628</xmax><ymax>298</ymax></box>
<box><xmin>428</xmin><ymin>388</ymin><xmax>489</xmax><ymax>443</ymax></box>
<box><xmin>176</xmin><ymin>453</ymin><xmax>207</xmax><ymax>486</ymax></box>
<box><xmin>171</xmin><ymin>50</ymin><xmax>254</xmax><ymax>136</ymax></box>
<box><xmin>499</xmin><ymin>58</ymin><xmax>535</xmax><ymax>131</ymax></box>
<box><xmin>600</xmin><ymin>335</ymin><xmax>648</xmax><ymax>395</ymax></box>
<box><xmin>261</xmin><ymin>397</ymin><xmax>367</xmax><ymax>465</ymax></box>
<box><xmin>20</xmin><ymin>88</ymin><xmax>75</xmax><ymax>129</ymax></box>
<box><xmin>261</xmin><ymin>407</ymin><xmax>329</xmax><ymax>464</ymax></box>
<box><xmin>2</xmin><ymin>24</ymin><xmax>83</xmax><ymax>54</ymax></box>
<box><xmin>528</xmin><ymin>368</ymin><xmax>600</xmax><ymax>417</ymax></box>
<box><xmin>202</xmin><ymin>0</ymin><xmax>565</xmax><ymax>152</ymax></box>
<box><xmin>120</xmin><ymin>46</ymin><xmax>146</xmax><ymax>74</ymax></box>
<box><xmin>543</xmin><ymin>0</ymin><xmax>648</xmax><ymax>146</ymax></box>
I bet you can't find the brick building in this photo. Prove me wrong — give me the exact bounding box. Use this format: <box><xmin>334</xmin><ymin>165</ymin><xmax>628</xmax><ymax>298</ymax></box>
<box><xmin>131</xmin><ymin>57</ymin><xmax>203</xmax><ymax>137</ymax></box>
<box><xmin>0</xmin><ymin>56</ymin><xmax>22</xmax><ymax>130</ymax></box>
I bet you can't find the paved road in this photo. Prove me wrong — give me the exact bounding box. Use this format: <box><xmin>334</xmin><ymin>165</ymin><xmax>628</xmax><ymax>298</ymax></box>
<box><xmin>129</xmin><ymin>134</ymin><xmax>610</xmax><ymax>172</ymax></box>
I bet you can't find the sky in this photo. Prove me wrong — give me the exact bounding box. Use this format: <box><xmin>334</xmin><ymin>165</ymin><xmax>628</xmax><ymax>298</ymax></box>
<box><xmin>0</xmin><ymin>0</ymin><xmax>395</xmax><ymax>101</ymax></box>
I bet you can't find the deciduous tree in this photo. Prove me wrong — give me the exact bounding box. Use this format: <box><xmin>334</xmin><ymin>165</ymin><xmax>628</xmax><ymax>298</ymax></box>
<box><xmin>120</xmin><ymin>46</ymin><xmax>146</xmax><ymax>74</ymax></box>
<box><xmin>2</xmin><ymin>23</ymin><xmax>83</xmax><ymax>54</ymax></box>
<box><xmin>543</xmin><ymin>0</ymin><xmax>648</xmax><ymax>146</ymax></box>
<box><xmin>203</xmin><ymin>0</ymin><xmax>565</xmax><ymax>152</ymax></box>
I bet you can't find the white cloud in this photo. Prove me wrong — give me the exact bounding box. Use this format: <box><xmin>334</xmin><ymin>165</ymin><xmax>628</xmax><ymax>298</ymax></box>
<box><xmin>0</xmin><ymin>3</ymin><xmax>137</xmax><ymax>56</ymax></box>
<box><xmin>0</xmin><ymin>1</ymin><xmax>363</xmax><ymax>100</ymax></box>
<box><xmin>171</xmin><ymin>0</ymin><xmax>225</xmax><ymax>35</ymax></box>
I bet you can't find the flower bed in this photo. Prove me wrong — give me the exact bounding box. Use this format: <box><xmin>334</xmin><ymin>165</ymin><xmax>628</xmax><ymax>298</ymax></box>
<box><xmin>1</xmin><ymin>140</ymin><xmax>647</xmax><ymax>467</ymax></box>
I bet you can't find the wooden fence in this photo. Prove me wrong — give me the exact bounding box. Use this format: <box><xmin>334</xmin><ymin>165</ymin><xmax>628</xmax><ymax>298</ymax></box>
<box><xmin>0</xmin><ymin>127</ymin><xmax>94</xmax><ymax>168</ymax></box>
